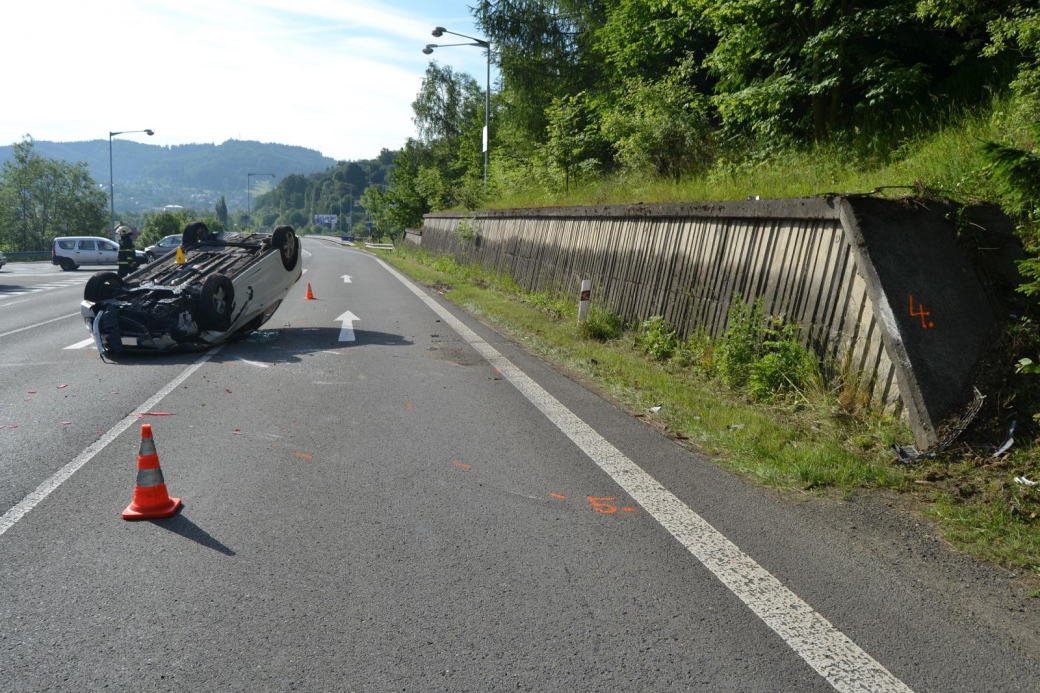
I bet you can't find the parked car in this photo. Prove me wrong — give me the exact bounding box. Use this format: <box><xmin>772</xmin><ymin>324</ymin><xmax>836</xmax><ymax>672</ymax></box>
<box><xmin>144</xmin><ymin>234</ymin><xmax>183</xmax><ymax>262</ymax></box>
<box><xmin>52</xmin><ymin>236</ymin><xmax>147</xmax><ymax>271</ymax></box>
<box><xmin>80</xmin><ymin>224</ymin><xmax>301</xmax><ymax>354</ymax></box>
<box><xmin>0</xmin><ymin>250</ymin><xmax>6</xmax><ymax>270</ymax></box>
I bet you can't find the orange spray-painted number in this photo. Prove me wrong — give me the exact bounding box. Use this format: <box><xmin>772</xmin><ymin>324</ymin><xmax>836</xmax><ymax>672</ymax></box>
<box><xmin>586</xmin><ymin>496</ymin><xmax>618</xmax><ymax>514</ymax></box>
<box><xmin>909</xmin><ymin>294</ymin><xmax>935</xmax><ymax>329</ymax></box>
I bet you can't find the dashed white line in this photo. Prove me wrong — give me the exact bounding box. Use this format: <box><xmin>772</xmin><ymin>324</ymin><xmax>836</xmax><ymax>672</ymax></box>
<box><xmin>0</xmin><ymin>346</ymin><xmax>224</xmax><ymax>537</ymax></box>
<box><xmin>0</xmin><ymin>313</ymin><xmax>79</xmax><ymax>339</ymax></box>
<box><xmin>375</xmin><ymin>255</ymin><xmax>913</xmax><ymax>693</ymax></box>
<box><xmin>64</xmin><ymin>337</ymin><xmax>95</xmax><ymax>350</ymax></box>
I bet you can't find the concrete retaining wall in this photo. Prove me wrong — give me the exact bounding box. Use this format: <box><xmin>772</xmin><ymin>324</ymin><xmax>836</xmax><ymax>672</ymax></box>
<box><xmin>420</xmin><ymin>197</ymin><xmax>999</xmax><ymax>448</ymax></box>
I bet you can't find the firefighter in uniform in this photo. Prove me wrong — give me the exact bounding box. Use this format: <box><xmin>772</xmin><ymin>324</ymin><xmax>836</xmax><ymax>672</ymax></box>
<box><xmin>116</xmin><ymin>224</ymin><xmax>138</xmax><ymax>278</ymax></box>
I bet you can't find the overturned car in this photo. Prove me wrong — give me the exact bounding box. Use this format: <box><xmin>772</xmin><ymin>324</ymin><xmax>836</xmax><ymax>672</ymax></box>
<box><xmin>80</xmin><ymin>223</ymin><xmax>302</xmax><ymax>354</ymax></box>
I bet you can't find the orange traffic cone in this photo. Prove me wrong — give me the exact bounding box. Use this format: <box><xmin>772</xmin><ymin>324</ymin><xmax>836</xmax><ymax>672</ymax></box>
<box><xmin>305</xmin><ymin>282</ymin><xmax>316</xmax><ymax>300</ymax></box>
<box><xmin>122</xmin><ymin>424</ymin><xmax>182</xmax><ymax>520</ymax></box>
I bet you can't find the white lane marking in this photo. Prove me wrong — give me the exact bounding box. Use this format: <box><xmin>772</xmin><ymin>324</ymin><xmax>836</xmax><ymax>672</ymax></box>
<box><xmin>341</xmin><ymin>274</ymin><xmax>352</xmax><ymax>283</ymax></box>
<box><xmin>64</xmin><ymin>337</ymin><xmax>95</xmax><ymax>350</ymax></box>
<box><xmin>376</xmin><ymin>257</ymin><xmax>913</xmax><ymax>693</ymax></box>
<box><xmin>0</xmin><ymin>345</ymin><xmax>224</xmax><ymax>537</ymax></box>
<box><xmin>233</xmin><ymin>356</ymin><xmax>269</xmax><ymax>368</ymax></box>
<box><xmin>0</xmin><ymin>313</ymin><xmax>79</xmax><ymax>339</ymax></box>
<box><xmin>0</xmin><ymin>299</ymin><xmax>31</xmax><ymax>308</ymax></box>
<box><xmin>336</xmin><ymin>310</ymin><xmax>358</xmax><ymax>342</ymax></box>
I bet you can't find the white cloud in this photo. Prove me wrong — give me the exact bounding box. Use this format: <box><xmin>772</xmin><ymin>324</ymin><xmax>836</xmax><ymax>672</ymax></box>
<box><xmin>0</xmin><ymin>0</ymin><xmax>490</xmax><ymax>161</ymax></box>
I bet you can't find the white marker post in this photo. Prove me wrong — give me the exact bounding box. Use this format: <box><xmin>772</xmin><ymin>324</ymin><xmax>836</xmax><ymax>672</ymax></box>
<box><xmin>577</xmin><ymin>279</ymin><xmax>592</xmax><ymax>324</ymax></box>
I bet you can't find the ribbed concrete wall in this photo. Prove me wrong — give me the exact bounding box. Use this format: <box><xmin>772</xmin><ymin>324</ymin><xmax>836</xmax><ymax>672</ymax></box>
<box><xmin>420</xmin><ymin>197</ymin><xmax>996</xmax><ymax>448</ymax></box>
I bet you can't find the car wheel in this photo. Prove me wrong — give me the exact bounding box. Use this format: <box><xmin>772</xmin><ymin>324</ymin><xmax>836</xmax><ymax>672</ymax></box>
<box><xmin>198</xmin><ymin>274</ymin><xmax>235</xmax><ymax>331</ymax></box>
<box><xmin>272</xmin><ymin>225</ymin><xmax>299</xmax><ymax>271</ymax></box>
<box><xmin>59</xmin><ymin>258</ymin><xmax>77</xmax><ymax>271</ymax></box>
<box><xmin>84</xmin><ymin>272</ymin><xmax>123</xmax><ymax>302</ymax></box>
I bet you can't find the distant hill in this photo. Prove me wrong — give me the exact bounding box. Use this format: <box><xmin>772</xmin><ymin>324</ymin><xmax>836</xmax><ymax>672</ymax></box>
<box><xmin>0</xmin><ymin>138</ymin><xmax>336</xmax><ymax>214</ymax></box>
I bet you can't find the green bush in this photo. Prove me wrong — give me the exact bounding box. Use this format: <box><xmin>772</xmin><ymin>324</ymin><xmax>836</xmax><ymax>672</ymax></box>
<box><xmin>715</xmin><ymin>297</ymin><xmax>765</xmax><ymax>388</ymax></box>
<box><xmin>579</xmin><ymin>306</ymin><xmax>625</xmax><ymax>341</ymax></box>
<box><xmin>674</xmin><ymin>328</ymin><xmax>716</xmax><ymax>375</ymax></box>
<box><xmin>636</xmin><ymin>316</ymin><xmax>679</xmax><ymax>361</ymax></box>
<box><xmin>748</xmin><ymin>323</ymin><xmax>820</xmax><ymax>402</ymax></box>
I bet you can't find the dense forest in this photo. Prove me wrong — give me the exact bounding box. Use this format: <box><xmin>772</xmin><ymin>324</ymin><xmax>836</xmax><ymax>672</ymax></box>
<box><xmin>359</xmin><ymin>1</ymin><xmax>1039</xmax><ymax>259</ymax></box>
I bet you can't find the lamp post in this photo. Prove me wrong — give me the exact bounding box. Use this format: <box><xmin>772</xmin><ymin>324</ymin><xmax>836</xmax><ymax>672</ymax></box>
<box><xmin>109</xmin><ymin>128</ymin><xmax>154</xmax><ymax>233</ymax></box>
<box><xmin>424</xmin><ymin>26</ymin><xmax>491</xmax><ymax>189</ymax></box>
<box><xmin>247</xmin><ymin>173</ymin><xmax>275</xmax><ymax>228</ymax></box>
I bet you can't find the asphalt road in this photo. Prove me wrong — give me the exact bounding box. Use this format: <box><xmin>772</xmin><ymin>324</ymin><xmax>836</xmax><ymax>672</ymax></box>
<box><xmin>0</xmin><ymin>241</ymin><xmax>1037</xmax><ymax>691</ymax></box>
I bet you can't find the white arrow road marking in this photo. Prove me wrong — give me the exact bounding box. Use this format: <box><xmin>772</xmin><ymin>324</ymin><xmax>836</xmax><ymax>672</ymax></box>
<box><xmin>65</xmin><ymin>337</ymin><xmax>95</xmax><ymax>350</ymax></box>
<box><xmin>336</xmin><ymin>310</ymin><xmax>358</xmax><ymax>342</ymax></box>
<box><xmin>341</xmin><ymin>275</ymin><xmax>352</xmax><ymax>283</ymax></box>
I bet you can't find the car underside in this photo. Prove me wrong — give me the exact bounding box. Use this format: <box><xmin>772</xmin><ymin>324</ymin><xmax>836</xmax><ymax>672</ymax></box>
<box><xmin>81</xmin><ymin>225</ymin><xmax>300</xmax><ymax>354</ymax></box>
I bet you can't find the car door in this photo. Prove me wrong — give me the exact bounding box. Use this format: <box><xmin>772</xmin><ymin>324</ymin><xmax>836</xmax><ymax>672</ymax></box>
<box><xmin>74</xmin><ymin>239</ymin><xmax>98</xmax><ymax>265</ymax></box>
<box><xmin>98</xmin><ymin>240</ymin><xmax>119</xmax><ymax>265</ymax></box>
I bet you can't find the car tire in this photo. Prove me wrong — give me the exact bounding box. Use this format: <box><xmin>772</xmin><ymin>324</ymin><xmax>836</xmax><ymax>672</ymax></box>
<box><xmin>198</xmin><ymin>274</ymin><xmax>235</xmax><ymax>331</ymax></box>
<box><xmin>84</xmin><ymin>272</ymin><xmax>123</xmax><ymax>302</ymax></box>
<box><xmin>59</xmin><ymin>258</ymin><xmax>77</xmax><ymax>271</ymax></box>
<box><xmin>272</xmin><ymin>225</ymin><xmax>299</xmax><ymax>271</ymax></box>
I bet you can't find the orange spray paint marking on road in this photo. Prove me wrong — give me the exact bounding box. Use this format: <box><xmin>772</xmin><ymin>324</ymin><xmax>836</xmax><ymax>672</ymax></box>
<box><xmin>586</xmin><ymin>496</ymin><xmax>618</xmax><ymax>514</ymax></box>
<box><xmin>550</xmin><ymin>493</ymin><xmax>567</xmax><ymax>500</ymax></box>
<box><xmin>406</xmin><ymin>402</ymin><xmax>412</xmax><ymax>411</ymax></box>
<box><xmin>452</xmin><ymin>460</ymin><xmax>472</xmax><ymax>469</ymax></box>
<box><xmin>622</xmin><ymin>507</ymin><xmax>636</xmax><ymax>512</ymax></box>
<box><xmin>295</xmin><ymin>452</ymin><xmax>313</xmax><ymax>460</ymax></box>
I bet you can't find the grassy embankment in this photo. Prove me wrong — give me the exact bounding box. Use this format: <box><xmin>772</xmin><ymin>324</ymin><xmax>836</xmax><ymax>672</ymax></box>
<box><xmin>374</xmin><ymin>102</ymin><xmax>1040</xmax><ymax>578</ymax></box>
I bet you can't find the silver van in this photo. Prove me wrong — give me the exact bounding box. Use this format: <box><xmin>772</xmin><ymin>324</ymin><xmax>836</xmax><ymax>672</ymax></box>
<box><xmin>51</xmin><ymin>236</ymin><xmax>146</xmax><ymax>271</ymax></box>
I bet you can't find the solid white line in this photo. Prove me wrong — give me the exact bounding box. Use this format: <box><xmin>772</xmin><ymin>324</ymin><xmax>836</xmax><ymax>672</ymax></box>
<box><xmin>0</xmin><ymin>313</ymin><xmax>79</xmax><ymax>339</ymax></box>
<box><xmin>0</xmin><ymin>299</ymin><xmax>31</xmax><ymax>308</ymax></box>
<box><xmin>0</xmin><ymin>345</ymin><xmax>224</xmax><ymax>537</ymax></box>
<box><xmin>64</xmin><ymin>337</ymin><xmax>95</xmax><ymax>350</ymax></box>
<box><xmin>375</xmin><ymin>257</ymin><xmax>913</xmax><ymax>693</ymax></box>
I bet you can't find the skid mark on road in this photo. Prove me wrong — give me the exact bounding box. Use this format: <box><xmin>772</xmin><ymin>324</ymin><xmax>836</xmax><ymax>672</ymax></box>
<box><xmin>375</xmin><ymin>256</ymin><xmax>913</xmax><ymax>693</ymax></box>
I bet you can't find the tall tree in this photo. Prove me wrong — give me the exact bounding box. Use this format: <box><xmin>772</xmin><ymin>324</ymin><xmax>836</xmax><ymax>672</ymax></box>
<box><xmin>0</xmin><ymin>137</ymin><xmax>106</xmax><ymax>251</ymax></box>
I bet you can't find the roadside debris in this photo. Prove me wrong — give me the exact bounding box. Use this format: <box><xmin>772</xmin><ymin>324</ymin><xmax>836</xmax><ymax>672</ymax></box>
<box><xmin>893</xmin><ymin>387</ymin><xmax>985</xmax><ymax>464</ymax></box>
<box><xmin>1014</xmin><ymin>476</ymin><xmax>1039</xmax><ymax>487</ymax></box>
<box><xmin>728</xmin><ymin>424</ymin><xmax>746</xmax><ymax>430</ymax></box>
<box><xmin>648</xmin><ymin>405</ymin><xmax>662</xmax><ymax>413</ymax></box>
<box><xmin>992</xmin><ymin>420</ymin><xmax>1017</xmax><ymax>458</ymax></box>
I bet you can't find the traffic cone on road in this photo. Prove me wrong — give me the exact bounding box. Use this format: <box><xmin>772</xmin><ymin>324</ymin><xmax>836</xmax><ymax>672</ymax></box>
<box><xmin>305</xmin><ymin>282</ymin><xmax>316</xmax><ymax>300</ymax></box>
<box><xmin>122</xmin><ymin>424</ymin><xmax>182</xmax><ymax>520</ymax></box>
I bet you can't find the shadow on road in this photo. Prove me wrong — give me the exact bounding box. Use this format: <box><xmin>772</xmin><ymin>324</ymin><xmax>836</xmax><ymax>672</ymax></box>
<box><xmin>99</xmin><ymin>326</ymin><xmax>412</xmax><ymax>367</ymax></box>
<box><xmin>149</xmin><ymin>512</ymin><xmax>236</xmax><ymax>556</ymax></box>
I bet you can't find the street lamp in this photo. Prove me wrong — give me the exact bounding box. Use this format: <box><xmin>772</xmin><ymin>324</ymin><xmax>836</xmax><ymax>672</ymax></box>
<box><xmin>424</xmin><ymin>26</ymin><xmax>491</xmax><ymax>189</ymax></box>
<box><xmin>109</xmin><ymin>128</ymin><xmax>154</xmax><ymax>233</ymax></box>
<box><xmin>247</xmin><ymin>173</ymin><xmax>275</xmax><ymax>228</ymax></box>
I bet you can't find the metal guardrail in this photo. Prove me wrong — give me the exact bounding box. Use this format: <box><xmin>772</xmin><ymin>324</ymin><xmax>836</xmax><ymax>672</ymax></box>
<box><xmin>2</xmin><ymin>251</ymin><xmax>51</xmax><ymax>261</ymax></box>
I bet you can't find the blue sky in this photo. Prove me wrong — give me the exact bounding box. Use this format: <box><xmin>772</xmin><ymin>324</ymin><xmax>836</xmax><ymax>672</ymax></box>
<box><xmin>1</xmin><ymin>0</ymin><xmax>493</xmax><ymax>161</ymax></box>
